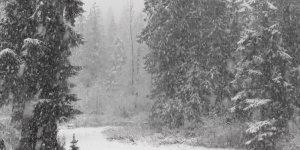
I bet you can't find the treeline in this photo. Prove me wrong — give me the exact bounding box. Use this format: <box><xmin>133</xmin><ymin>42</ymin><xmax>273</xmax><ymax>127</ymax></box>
<box><xmin>140</xmin><ymin>0</ymin><xmax>300</xmax><ymax>149</ymax></box>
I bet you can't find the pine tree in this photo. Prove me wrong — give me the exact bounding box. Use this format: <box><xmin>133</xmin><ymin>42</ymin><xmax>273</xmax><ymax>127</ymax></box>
<box><xmin>81</xmin><ymin>3</ymin><xmax>107</xmax><ymax>88</ymax></box>
<box><xmin>70</xmin><ymin>134</ymin><xmax>79</xmax><ymax>150</ymax></box>
<box><xmin>0</xmin><ymin>0</ymin><xmax>84</xmax><ymax>149</ymax></box>
<box><xmin>231</xmin><ymin>0</ymin><xmax>300</xmax><ymax>149</ymax></box>
<box><xmin>118</xmin><ymin>3</ymin><xmax>131</xmax><ymax>49</ymax></box>
<box><xmin>106</xmin><ymin>8</ymin><xmax>117</xmax><ymax>45</ymax></box>
<box><xmin>140</xmin><ymin>0</ymin><xmax>237</xmax><ymax>127</ymax></box>
<box><xmin>106</xmin><ymin>38</ymin><xmax>126</xmax><ymax>92</ymax></box>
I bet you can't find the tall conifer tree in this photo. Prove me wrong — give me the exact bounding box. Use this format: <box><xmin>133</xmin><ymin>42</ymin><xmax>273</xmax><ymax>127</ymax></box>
<box><xmin>0</xmin><ymin>0</ymin><xmax>84</xmax><ymax>149</ymax></box>
<box><xmin>231</xmin><ymin>0</ymin><xmax>300</xmax><ymax>149</ymax></box>
<box><xmin>140</xmin><ymin>0</ymin><xmax>237</xmax><ymax>127</ymax></box>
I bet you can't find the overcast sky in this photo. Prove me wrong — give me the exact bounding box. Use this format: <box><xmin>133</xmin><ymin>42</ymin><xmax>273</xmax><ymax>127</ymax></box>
<box><xmin>81</xmin><ymin>0</ymin><xmax>144</xmax><ymax>20</ymax></box>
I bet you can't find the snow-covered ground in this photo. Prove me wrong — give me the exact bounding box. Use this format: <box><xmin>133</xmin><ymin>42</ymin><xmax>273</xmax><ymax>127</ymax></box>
<box><xmin>58</xmin><ymin>127</ymin><xmax>234</xmax><ymax>150</ymax></box>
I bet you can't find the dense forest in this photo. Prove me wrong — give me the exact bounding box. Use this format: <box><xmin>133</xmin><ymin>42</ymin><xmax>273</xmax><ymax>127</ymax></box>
<box><xmin>0</xmin><ymin>0</ymin><xmax>299</xmax><ymax>150</ymax></box>
<box><xmin>139</xmin><ymin>0</ymin><xmax>300</xmax><ymax>149</ymax></box>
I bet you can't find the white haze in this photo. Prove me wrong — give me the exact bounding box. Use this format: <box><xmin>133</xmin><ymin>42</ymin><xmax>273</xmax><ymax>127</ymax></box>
<box><xmin>81</xmin><ymin>0</ymin><xmax>144</xmax><ymax>21</ymax></box>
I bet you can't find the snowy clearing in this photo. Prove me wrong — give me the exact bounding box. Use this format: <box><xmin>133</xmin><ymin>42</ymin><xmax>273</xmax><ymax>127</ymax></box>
<box><xmin>58</xmin><ymin>127</ymin><xmax>235</xmax><ymax>150</ymax></box>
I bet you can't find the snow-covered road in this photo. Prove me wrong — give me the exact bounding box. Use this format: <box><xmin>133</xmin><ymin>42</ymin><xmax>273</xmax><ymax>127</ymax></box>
<box><xmin>59</xmin><ymin>127</ymin><xmax>234</xmax><ymax>150</ymax></box>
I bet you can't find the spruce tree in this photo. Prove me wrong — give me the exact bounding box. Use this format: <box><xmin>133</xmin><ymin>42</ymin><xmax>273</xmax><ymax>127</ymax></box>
<box><xmin>106</xmin><ymin>38</ymin><xmax>126</xmax><ymax>92</ymax></box>
<box><xmin>106</xmin><ymin>8</ymin><xmax>117</xmax><ymax>45</ymax></box>
<box><xmin>231</xmin><ymin>0</ymin><xmax>300</xmax><ymax>149</ymax></box>
<box><xmin>140</xmin><ymin>0</ymin><xmax>237</xmax><ymax>127</ymax></box>
<box><xmin>82</xmin><ymin>3</ymin><xmax>106</xmax><ymax>88</ymax></box>
<box><xmin>70</xmin><ymin>134</ymin><xmax>79</xmax><ymax>150</ymax></box>
<box><xmin>0</xmin><ymin>0</ymin><xmax>84</xmax><ymax>149</ymax></box>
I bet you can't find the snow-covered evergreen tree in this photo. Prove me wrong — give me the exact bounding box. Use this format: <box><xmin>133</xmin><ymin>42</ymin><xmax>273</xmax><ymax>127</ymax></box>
<box><xmin>81</xmin><ymin>3</ymin><xmax>107</xmax><ymax>88</ymax></box>
<box><xmin>231</xmin><ymin>0</ymin><xmax>300</xmax><ymax>149</ymax></box>
<box><xmin>106</xmin><ymin>8</ymin><xmax>117</xmax><ymax>45</ymax></box>
<box><xmin>140</xmin><ymin>0</ymin><xmax>237</xmax><ymax>127</ymax></box>
<box><xmin>70</xmin><ymin>134</ymin><xmax>79</xmax><ymax>150</ymax></box>
<box><xmin>106</xmin><ymin>38</ymin><xmax>126</xmax><ymax>91</ymax></box>
<box><xmin>0</xmin><ymin>0</ymin><xmax>84</xmax><ymax>149</ymax></box>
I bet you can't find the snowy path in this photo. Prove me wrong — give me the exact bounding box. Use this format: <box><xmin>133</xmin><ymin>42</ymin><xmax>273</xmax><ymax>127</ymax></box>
<box><xmin>58</xmin><ymin>127</ymin><xmax>234</xmax><ymax>150</ymax></box>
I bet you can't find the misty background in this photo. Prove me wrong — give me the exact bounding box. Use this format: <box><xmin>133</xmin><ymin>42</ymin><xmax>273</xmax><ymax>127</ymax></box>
<box><xmin>69</xmin><ymin>0</ymin><xmax>152</xmax><ymax>126</ymax></box>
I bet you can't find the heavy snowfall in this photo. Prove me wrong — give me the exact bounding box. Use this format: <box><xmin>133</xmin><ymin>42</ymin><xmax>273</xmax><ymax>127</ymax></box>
<box><xmin>0</xmin><ymin>0</ymin><xmax>299</xmax><ymax>150</ymax></box>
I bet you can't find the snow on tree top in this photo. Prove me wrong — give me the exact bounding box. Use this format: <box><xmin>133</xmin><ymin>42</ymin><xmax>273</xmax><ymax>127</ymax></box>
<box><xmin>0</xmin><ymin>48</ymin><xmax>17</xmax><ymax>59</ymax></box>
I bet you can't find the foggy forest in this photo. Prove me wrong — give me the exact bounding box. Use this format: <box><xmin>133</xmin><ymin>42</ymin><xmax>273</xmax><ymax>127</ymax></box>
<box><xmin>0</xmin><ymin>0</ymin><xmax>299</xmax><ymax>150</ymax></box>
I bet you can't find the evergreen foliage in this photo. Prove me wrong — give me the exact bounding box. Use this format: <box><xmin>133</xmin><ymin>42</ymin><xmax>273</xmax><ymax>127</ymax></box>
<box><xmin>141</xmin><ymin>0</ymin><xmax>300</xmax><ymax>149</ymax></box>
<box><xmin>231</xmin><ymin>0</ymin><xmax>300</xmax><ymax>149</ymax></box>
<box><xmin>140</xmin><ymin>0</ymin><xmax>238</xmax><ymax>127</ymax></box>
<box><xmin>106</xmin><ymin>38</ymin><xmax>127</xmax><ymax>91</ymax></box>
<box><xmin>0</xmin><ymin>0</ymin><xmax>299</xmax><ymax>149</ymax></box>
<box><xmin>0</xmin><ymin>0</ymin><xmax>84</xmax><ymax>149</ymax></box>
<box><xmin>106</xmin><ymin>8</ymin><xmax>117</xmax><ymax>45</ymax></box>
<box><xmin>79</xmin><ymin>3</ymin><xmax>107</xmax><ymax>88</ymax></box>
<box><xmin>70</xmin><ymin>134</ymin><xmax>79</xmax><ymax>150</ymax></box>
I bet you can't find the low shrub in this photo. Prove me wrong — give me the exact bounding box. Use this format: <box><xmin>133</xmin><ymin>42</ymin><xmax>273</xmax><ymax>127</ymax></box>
<box><xmin>171</xmin><ymin>116</ymin><xmax>246</xmax><ymax>149</ymax></box>
<box><xmin>102</xmin><ymin>124</ymin><xmax>156</xmax><ymax>144</ymax></box>
<box><xmin>103</xmin><ymin>115</ymin><xmax>246</xmax><ymax>149</ymax></box>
